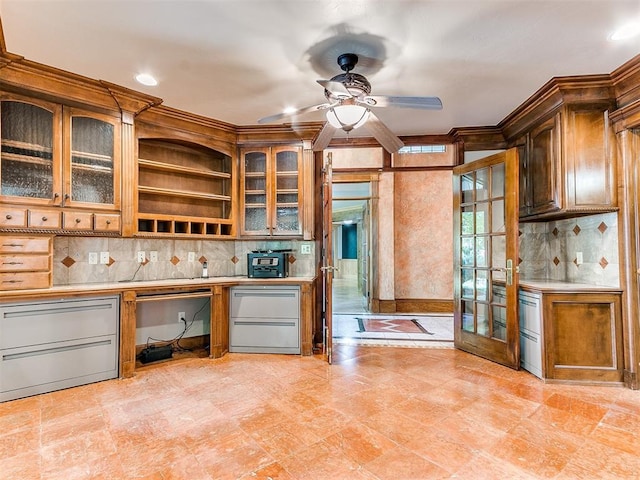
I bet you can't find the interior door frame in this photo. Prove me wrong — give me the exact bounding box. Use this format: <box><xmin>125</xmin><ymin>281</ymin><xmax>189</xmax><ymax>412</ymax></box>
<box><xmin>452</xmin><ymin>148</ymin><xmax>520</xmax><ymax>368</ymax></box>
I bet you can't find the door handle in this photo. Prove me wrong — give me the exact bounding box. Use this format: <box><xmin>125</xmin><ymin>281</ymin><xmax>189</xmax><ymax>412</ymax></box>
<box><xmin>506</xmin><ymin>259</ymin><xmax>513</xmax><ymax>286</ymax></box>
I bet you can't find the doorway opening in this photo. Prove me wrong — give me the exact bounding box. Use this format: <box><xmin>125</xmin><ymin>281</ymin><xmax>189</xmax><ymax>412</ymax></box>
<box><xmin>331</xmin><ymin>182</ymin><xmax>372</xmax><ymax>315</ymax></box>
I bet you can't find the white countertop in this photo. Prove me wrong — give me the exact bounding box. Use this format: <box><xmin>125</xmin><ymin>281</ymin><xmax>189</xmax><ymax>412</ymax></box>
<box><xmin>0</xmin><ymin>276</ymin><xmax>316</xmax><ymax>300</ymax></box>
<box><xmin>519</xmin><ymin>279</ymin><xmax>621</xmax><ymax>293</ymax></box>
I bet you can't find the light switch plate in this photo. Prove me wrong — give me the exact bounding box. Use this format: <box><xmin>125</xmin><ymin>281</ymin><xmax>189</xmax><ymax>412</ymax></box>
<box><xmin>576</xmin><ymin>252</ymin><xmax>583</xmax><ymax>265</ymax></box>
<box><xmin>99</xmin><ymin>252</ymin><xmax>109</xmax><ymax>264</ymax></box>
<box><xmin>137</xmin><ymin>251</ymin><xmax>146</xmax><ymax>263</ymax></box>
<box><xmin>150</xmin><ymin>251</ymin><xmax>158</xmax><ymax>262</ymax></box>
<box><xmin>300</xmin><ymin>243</ymin><xmax>311</xmax><ymax>255</ymax></box>
<box><xmin>188</xmin><ymin>251</ymin><xmax>195</xmax><ymax>262</ymax></box>
<box><xmin>88</xmin><ymin>252</ymin><xmax>98</xmax><ymax>265</ymax></box>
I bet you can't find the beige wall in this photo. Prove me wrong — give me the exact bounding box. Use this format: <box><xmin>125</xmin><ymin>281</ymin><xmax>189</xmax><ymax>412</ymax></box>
<box><xmin>394</xmin><ymin>170</ymin><xmax>453</xmax><ymax>300</ymax></box>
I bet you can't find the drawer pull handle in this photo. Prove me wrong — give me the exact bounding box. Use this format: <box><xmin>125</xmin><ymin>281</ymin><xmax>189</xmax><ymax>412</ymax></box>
<box><xmin>5</xmin><ymin>214</ymin><xmax>12</xmax><ymax>220</ymax></box>
<box><xmin>42</xmin><ymin>216</ymin><xmax>48</xmax><ymax>221</ymax></box>
<box><xmin>3</xmin><ymin>261</ymin><xmax>23</xmax><ymax>265</ymax></box>
<box><xmin>2</xmin><ymin>279</ymin><xmax>24</xmax><ymax>284</ymax></box>
<box><xmin>106</xmin><ymin>220</ymin><xmax>111</xmax><ymax>225</ymax></box>
<box><xmin>75</xmin><ymin>218</ymin><xmax>81</xmax><ymax>223</ymax></box>
<box><xmin>2</xmin><ymin>243</ymin><xmax>22</xmax><ymax>247</ymax></box>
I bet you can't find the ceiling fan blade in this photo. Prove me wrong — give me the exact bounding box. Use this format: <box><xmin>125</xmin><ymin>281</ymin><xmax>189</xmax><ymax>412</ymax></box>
<box><xmin>312</xmin><ymin>123</ymin><xmax>337</xmax><ymax>151</ymax></box>
<box><xmin>317</xmin><ymin>80</ymin><xmax>352</xmax><ymax>98</ymax></box>
<box><xmin>258</xmin><ymin>102</ymin><xmax>332</xmax><ymax>124</ymax></box>
<box><xmin>362</xmin><ymin>95</ymin><xmax>443</xmax><ymax>110</ymax></box>
<box><xmin>365</xmin><ymin>111</ymin><xmax>405</xmax><ymax>153</ymax></box>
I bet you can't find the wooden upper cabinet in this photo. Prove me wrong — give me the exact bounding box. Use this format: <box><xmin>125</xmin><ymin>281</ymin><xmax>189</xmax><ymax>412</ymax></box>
<box><xmin>517</xmin><ymin>105</ymin><xmax>616</xmax><ymax>220</ymax></box>
<box><xmin>0</xmin><ymin>93</ymin><xmax>122</xmax><ymax>234</ymax></box>
<box><xmin>240</xmin><ymin>145</ymin><xmax>303</xmax><ymax>237</ymax></box>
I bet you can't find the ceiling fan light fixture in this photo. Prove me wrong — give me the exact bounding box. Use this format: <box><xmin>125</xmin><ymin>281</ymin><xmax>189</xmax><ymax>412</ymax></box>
<box><xmin>326</xmin><ymin>104</ymin><xmax>369</xmax><ymax>131</ymax></box>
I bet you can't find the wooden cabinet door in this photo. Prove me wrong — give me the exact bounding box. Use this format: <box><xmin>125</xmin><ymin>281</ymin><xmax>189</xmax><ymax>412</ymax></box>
<box><xmin>240</xmin><ymin>145</ymin><xmax>302</xmax><ymax>237</ymax></box>
<box><xmin>0</xmin><ymin>96</ymin><xmax>63</xmax><ymax>206</ymax></box>
<box><xmin>527</xmin><ymin>114</ymin><xmax>561</xmax><ymax>216</ymax></box>
<box><xmin>272</xmin><ymin>146</ymin><xmax>302</xmax><ymax>236</ymax></box>
<box><xmin>63</xmin><ymin>107</ymin><xmax>120</xmax><ymax>210</ymax></box>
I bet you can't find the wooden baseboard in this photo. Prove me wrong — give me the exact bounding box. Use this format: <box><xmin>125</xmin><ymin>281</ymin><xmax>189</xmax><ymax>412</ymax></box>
<box><xmin>376</xmin><ymin>298</ymin><xmax>453</xmax><ymax>314</ymax></box>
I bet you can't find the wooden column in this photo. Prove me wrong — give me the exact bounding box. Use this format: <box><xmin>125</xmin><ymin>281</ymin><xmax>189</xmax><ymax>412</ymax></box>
<box><xmin>120</xmin><ymin>290</ymin><xmax>137</xmax><ymax>378</ymax></box>
<box><xmin>210</xmin><ymin>285</ymin><xmax>229</xmax><ymax>358</ymax></box>
<box><xmin>300</xmin><ymin>282</ymin><xmax>314</xmax><ymax>356</ymax></box>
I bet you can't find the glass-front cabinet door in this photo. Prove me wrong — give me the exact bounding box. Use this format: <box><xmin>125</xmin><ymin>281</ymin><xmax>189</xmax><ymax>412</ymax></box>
<box><xmin>273</xmin><ymin>146</ymin><xmax>301</xmax><ymax>235</ymax></box>
<box><xmin>64</xmin><ymin>108</ymin><xmax>120</xmax><ymax>209</ymax></box>
<box><xmin>0</xmin><ymin>97</ymin><xmax>119</xmax><ymax>211</ymax></box>
<box><xmin>0</xmin><ymin>96</ymin><xmax>62</xmax><ymax>204</ymax></box>
<box><xmin>240</xmin><ymin>145</ymin><xmax>302</xmax><ymax>236</ymax></box>
<box><xmin>242</xmin><ymin>148</ymin><xmax>269</xmax><ymax>234</ymax></box>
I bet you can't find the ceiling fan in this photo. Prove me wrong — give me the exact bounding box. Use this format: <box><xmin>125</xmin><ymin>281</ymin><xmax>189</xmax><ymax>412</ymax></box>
<box><xmin>258</xmin><ymin>53</ymin><xmax>442</xmax><ymax>153</ymax></box>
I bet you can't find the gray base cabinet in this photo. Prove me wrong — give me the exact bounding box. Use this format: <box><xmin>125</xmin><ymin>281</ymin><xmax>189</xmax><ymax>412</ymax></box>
<box><xmin>0</xmin><ymin>296</ymin><xmax>119</xmax><ymax>402</ymax></box>
<box><xmin>230</xmin><ymin>286</ymin><xmax>300</xmax><ymax>354</ymax></box>
<box><xmin>519</xmin><ymin>290</ymin><xmax>543</xmax><ymax>378</ymax></box>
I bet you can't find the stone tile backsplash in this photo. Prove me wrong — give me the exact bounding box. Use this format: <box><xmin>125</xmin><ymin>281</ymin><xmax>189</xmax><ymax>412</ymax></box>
<box><xmin>519</xmin><ymin>212</ymin><xmax>620</xmax><ymax>287</ymax></box>
<box><xmin>53</xmin><ymin>237</ymin><xmax>316</xmax><ymax>285</ymax></box>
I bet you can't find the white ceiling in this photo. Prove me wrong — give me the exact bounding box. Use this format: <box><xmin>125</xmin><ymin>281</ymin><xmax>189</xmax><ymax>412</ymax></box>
<box><xmin>1</xmin><ymin>1</ymin><xmax>639</xmax><ymax>138</ymax></box>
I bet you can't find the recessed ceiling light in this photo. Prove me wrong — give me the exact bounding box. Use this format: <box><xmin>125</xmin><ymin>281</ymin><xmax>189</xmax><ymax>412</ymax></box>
<box><xmin>610</xmin><ymin>21</ymin><xmax>640</xmax><ymax>41</ymax></box>
<box><xmin>135</xmin><ymin>73</ymin><xmax>158</xmax><ymax>86</ymax></box>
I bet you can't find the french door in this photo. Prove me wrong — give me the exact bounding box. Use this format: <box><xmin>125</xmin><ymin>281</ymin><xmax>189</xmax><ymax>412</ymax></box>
<box><xmin>321</xmin><ymin>153</ymin><xmax>335</xmax><ymax>364</ymax></box>
<box><xmin>453</xmin><ymin>149</ymin><xmax>520</xmax><ymax>368</ymax></box>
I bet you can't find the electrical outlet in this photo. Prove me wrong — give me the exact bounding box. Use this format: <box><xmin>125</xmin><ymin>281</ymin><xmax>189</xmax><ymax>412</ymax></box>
<box><xmin>178</xmin><ymin>311</ymin><xmax>186</xmax><ymax>323</ymax></box>
<box><xmin>576</xmin><ymin>251</ymin><xmax>583</xmax><ymax>265</ymax></box>
<box><xmin>300</xmin><ymin>243</ymin><xmax>311</xmax><ymax>255</ymax></box>
<box><xmin>137</xmin><ymin>251</ymin><xmax>146</xmax><ymax>263</ymax></box>
<box><xmin>150</xmin><ymin>251</ymin><xmax>158</xmax><ymax>262</ymax></box>
<box><xmin>99</xmin><ymin>251</ymin><xmax>109</xmax><ymax>264</ymax></box>
<box><xmin>188</xmin><ymin>251</ymin><xmax>195</xmax><ymax>262</ymax></box>
<box><xmin>88</xmin><ymin>252</ymin><xmax>98</xmax><ymax>265</ymax></box>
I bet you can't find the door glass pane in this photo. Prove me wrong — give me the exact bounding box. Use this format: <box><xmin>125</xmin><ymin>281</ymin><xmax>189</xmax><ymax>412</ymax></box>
<box><xmin>492</xmin><ymin>235</ymin><xmax>506</xmax><ymax>281</ymax></box>
<box><xmin>492</xmin><ymin>199</ymin><xmax>505</xmax><ymax>232</ymax></box>
<box><xmin>275</xmin><ymin>207</ymin><xmax>299</xmax><ymax>231</ymax></box>
<box><xmin>71</xmin><ymin>116</ymin><xmax>114</xmax><ymax>204</ymax></box>
<box><xmin>476</xmin><ymin>202</ymin><xmax>489</xmax><ymax>233</ymax></box>
<box><xmin>244</xmin><ymin>207</ymin><xmax>267</xmax><ymax>231</ymax></box>
<box><xmin>492</xmin><ymin>305</ymin><xmax>507</xmax><ymax>340</ymax></box>
<box><xmin>461</xmin><ymin>238</ymin><xmax>474</xmax><ymax>266</ymax></box>
<box><xmin>461</xmin><ymin>269</ymin><xmax>474</xmax><ymax>299</ymax></box>
<box><xmin>476</xmin><ymin>168</ymin><xmax>489</xmax><ymax>201</ymax></box>
<box><xmin>276</xmin><ymin>150</ymin><xmax>298</xmax><ymax>171</ymax></box>
<box><xmin>461</xmin><ymin>173</ymin><xmax>474</xmax><ymax>203</ymax></box>
<box><xmin>245</xmin><ymin>152</ymin><xmax>266</xmax><ymax>172</ymax></box>
<box><xmin>475</xmin><ymin>236</ymin><xmax>488</xmax><ymax>268</ymax></box>
<box><xmin>1</xmin><ymin>101</ymin><xmax>54</xmax><ymax>199</ymax></box>
<box><xmin>461</xmin><ymin>206</ymin><xmax>474</xmax><ymax>234</ymax></box>
<box><xmin>477</xmin><ymin>303</ymin><xmax>489</xmax><ymax>336</ymax></box>
<box><xmin>462</xmin><ymin>301</ymin><xmax>474</xmax><ymax>332</ymax></box>
<box><xmin>476</xmin><ymin>270</ymin><xmax>488</xmax><ymax>301</ymax></box>
<box><xmin>491</xmin><ymin>163</ymin><xmax>505</xmax><ymax>197</ymax></box>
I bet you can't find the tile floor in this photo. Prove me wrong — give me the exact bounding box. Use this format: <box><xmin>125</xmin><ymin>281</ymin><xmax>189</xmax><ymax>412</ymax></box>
<box><xmin>332</xmin><ymin>277</ymin><xmax>454</xmax><ymax>348</ymax></box>
<box><xmin>2</xmin><ymin>346</ymin><xmax>640</xmax><ymax>479</ymax></box>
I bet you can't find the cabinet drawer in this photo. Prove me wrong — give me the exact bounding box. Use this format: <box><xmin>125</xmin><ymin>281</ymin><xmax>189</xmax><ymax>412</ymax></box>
<box><xmin>0</xmin><ymin>296</ymin><xmax>118</xmax><ymax>349</ymax></box>
<box><xmin>0</xmin><ymin>271</ymin><xmax>50</xmax><ymax>290</ymax></box>
<box><xmin>520</xmin><ymin>329</ymin><xmax>542</xmax><ymax>379</ymax></box>
<box><xmin>28</xmin><ymin>209</ymin><xmax>62</xmax><ymax>229</ymax></box>
<box><xmin>0</xmin><ymin>254</ymin><xmax>50</xmax><ymax>272</ymax></box>
<box><xmin>63</xmin><ymin>211</ymin><xmax>94</xmax><ymax>230</ymax></box>
<box><xmin>0</xmin><ymin>208</ymin><xmax>27</xmax><ymax>228</ymax></box>
<box><xmin>0</xmin><ymin>236</ymin><xmax>51</xmax><ymax>254</ymax></box>
<box><xmin>94</xmin><ymin>213</ymin><xmax>120</xmax><ymax>232</ymax></box>
<box><xmin>230</xmin><ymin>287</ymin><xmax>299</xmax><ymax>319</ymax></box>
<box><xmin>0</xmin><ymin>335</ymin><xmax>117</xmax><ymax>396</ymax></box>
<box><xmin>518</xmin><ymin>291</ymin><xmax>542</xmax><ymax>334</ymax></box>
